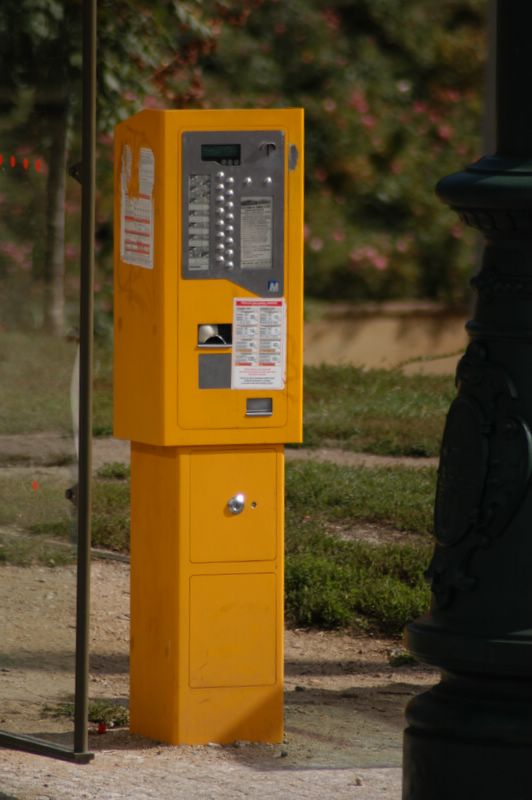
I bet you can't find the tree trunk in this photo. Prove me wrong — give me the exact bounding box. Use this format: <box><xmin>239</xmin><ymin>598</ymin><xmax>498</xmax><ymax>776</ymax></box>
<box><xmin>43</xmin><ymin>105</ymin><xmax>69</xmax><ymax>335</ymax></box>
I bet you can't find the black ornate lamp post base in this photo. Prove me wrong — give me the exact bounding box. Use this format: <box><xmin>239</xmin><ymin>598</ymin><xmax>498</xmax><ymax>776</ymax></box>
<box><xmin>402</xmin><ymin>3</ymin><xmax>532</xmax><ymax>797</ymax></box>
<box><xmin>404</xmin><ymin>674</ymin><xmax>532</xmax><ymax>800</ymax></box>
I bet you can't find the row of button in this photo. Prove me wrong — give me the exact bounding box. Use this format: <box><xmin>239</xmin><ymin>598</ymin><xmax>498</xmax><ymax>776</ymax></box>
<box><xmin>215</xmin><ymin>173</ymin><xmax>236</xmax><ymax>270</ymax></box>
<box><xmin>216</xmin><ymin>171</ymin><xmax>273</xmax><ymax>186</ymax></box>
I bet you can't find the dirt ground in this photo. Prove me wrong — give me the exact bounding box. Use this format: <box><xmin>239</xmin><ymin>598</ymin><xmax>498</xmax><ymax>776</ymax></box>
<box><xmin>0</xmin><ymin>560</ymin><xmax>437</xmax><ymax>799</ymax></box>
<box><xmin>0</xmin><ymin>433</ymin><xmax>438</xmax><ymax>798</ymax></box>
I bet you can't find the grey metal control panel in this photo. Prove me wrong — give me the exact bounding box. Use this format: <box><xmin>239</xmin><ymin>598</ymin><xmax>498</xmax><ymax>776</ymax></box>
<box><xmin>181</xmin><ymin>130</ymin><xmax>285</xmax><ymax>297</ymax></box>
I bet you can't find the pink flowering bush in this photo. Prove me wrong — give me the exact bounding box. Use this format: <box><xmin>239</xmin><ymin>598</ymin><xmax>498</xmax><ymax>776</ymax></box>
<box><xmin>203</xmin><ymin>0</ymin><xmax>485</xmax><ymax>304</ymax></box>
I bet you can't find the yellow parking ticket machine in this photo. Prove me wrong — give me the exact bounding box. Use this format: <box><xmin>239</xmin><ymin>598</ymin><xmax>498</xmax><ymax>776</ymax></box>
<box><xmin>113</xmin><ymin>109</ymin><xmax>303</xmax><ymax>745</ymax></box>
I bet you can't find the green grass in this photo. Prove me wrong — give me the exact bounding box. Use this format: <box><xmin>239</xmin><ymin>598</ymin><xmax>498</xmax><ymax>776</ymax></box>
<box><xmin>92</xmin><ymin>341</ymin><xmax>114</xmax><ymax>437</ymax></box>
<box><xmin>0</xmin><ymin>473</ymin><xmax>74</xmax><ymax>530</ymax></box>
<box><xmin>0</xmin><ymin>332</ymin><xmax>76</xmax><ymax>434</ymax></box>
<box><xmin>302</xmin><ymin>364</ymin><xmax>454</xmax><ymax>456</ymax></box>
<box><xmin>96</xmin><ymin>462</ymin><xmax>130</xmax><ymax>480</ymax></box>
<box><xmin>0</xmin><ymin>459</ymin><xmax>434</xmax><ymax>632</ymax></box>
<box><xmin>91</xmin><ymin>480</ymin><xmax>130</xmax><ymax>551</ymax></box>
<box><xmin>29</xmin><ymin>479</ymin><xmax>131</xmax><ymax>553</ymax></box>
<box><xmin>285</xmin><ymin>538</ymin><xmax>431</xmax><ymax>634</ymax></box>
<box><xmin>43</xmin><ymin>699</ymin><xmax>129</xmax><ymax>727</ymax></box>
<box><xmin>0</xmin><ymin>470</ymin><xmax>76</xmax><ymax>565</ymax></box>
<box><xmin>0</xmin><ymin>332</ymin><xmax>454</xmax><ymax>456</ymax></box>
<box><xmin>286</xmin><ymin>460</ymin><xmax>436</xmax><ymax>534</ymax></box>
<box><xmin>284</xmin><ymin>460</ymin><xmax>434</xmax><ymax>634</ymax></box>
<box><xmin>0</xmin><ymin>535</ymin><xmax>75</xmax><ymax>567</ymax></box>
<box><xmin>0</xmin><ymin>331</ymin><xmax>113</xmax><ymax>436</ymax></box>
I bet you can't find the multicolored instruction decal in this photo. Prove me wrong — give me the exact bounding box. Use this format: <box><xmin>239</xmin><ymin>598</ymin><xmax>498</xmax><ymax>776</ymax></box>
<box><xmin>120</xmin><ymin>145</ymin><xmax>155</xmax><ymax>269</ymax></box>
<box><xmin>231</xmin><ymin>298</ymin><xmax>286</xmax><ymax>389</ymax></box>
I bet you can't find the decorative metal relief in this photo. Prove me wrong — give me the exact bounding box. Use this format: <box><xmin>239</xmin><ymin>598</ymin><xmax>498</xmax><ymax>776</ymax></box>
<box><xmin>427</xmin><ymin>340</ymin><xmax>532</xmax><ymax>608</ymax></box>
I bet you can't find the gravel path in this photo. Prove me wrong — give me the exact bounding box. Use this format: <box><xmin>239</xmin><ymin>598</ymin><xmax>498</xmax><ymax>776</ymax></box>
<box><xmin>0</xmin><ymin>433</ymin><xmax>436</xmax><ymax>798</ymax></box>
<box><xmin>0</xmin><ymin>746</ymin><xmax>402</xmax><ymax>800</ymax></box>
<box><xmin>0</xmin><ymin>432</ymin><xmax>437</xmax><ymax>471</ymax></box>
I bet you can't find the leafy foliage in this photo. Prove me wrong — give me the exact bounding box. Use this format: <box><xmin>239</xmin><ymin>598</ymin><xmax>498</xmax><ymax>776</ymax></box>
<box><xmin>285</xmin><ymin>532</ymin><xmax>431</xmax><ymax>633</ymax></box>
<box><xmin>1</xmin><ymin>0</ymin><xmax>487</xmax><ymax>329</ymax></box>
<box><xmin>203</xmin><ymin>0</ymin><xmax>486</xmax><ymax>302</ymax></box>
<box><xmin>44</xmin><ymin>698</ymin><xmax>129</xmax><ymax>727</ymax></box>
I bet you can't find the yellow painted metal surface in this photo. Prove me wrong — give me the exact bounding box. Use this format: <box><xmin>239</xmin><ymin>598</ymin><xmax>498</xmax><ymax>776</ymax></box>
<box><xmin>130</xmin><ymin>444</ymin><xmax>284</xmax><ymax>745</ymax></box>
<box><xmin>189</xmin><ymin>449</ymin><xmax>277</xmax><ymax>563</ymax></box>
<box><xmin>189</xmin><ymin>573</ymin><xmax>277</xmax><ymax>688</ymax></box>
<box><xmin>116</xmin><ymin>108</ymin><xmax>302</xmax><ymax>745</ymax></box>
<box><xmin>113</xmin><ymin>108</ymin><xmax>303</xmax><ymax>447</ymax></box>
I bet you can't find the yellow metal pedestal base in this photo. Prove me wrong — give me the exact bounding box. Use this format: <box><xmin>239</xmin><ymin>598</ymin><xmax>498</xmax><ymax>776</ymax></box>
<box><xmin>129</xmin><ymin>443</ymin><xmax>284</xmax><ymax>745</ymax></box>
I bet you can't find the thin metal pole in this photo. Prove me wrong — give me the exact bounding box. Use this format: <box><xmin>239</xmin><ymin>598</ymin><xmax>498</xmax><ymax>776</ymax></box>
<box><xmin>484</xmin><ymin>0</ymin><xmax>497</xmax><ymax>154</ymax></box>
<box><xmin>74</xmin><ymin>0</ymin><xmax>96</xmax><ymax>757</ymax></box>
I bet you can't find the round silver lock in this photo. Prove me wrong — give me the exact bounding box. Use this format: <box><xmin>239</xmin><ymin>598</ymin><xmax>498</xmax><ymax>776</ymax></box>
<box><xmin>227</xmin><ymin>493</ymin><xmax>245</xmax><ymax>515</ymax></box>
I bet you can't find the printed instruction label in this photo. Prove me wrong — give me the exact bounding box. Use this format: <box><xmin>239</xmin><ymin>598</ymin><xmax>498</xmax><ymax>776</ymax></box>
<box><xmin>187</xmin><ymin>174</ymin><xmax>211</xmax><ymax>270</ymax></box>
<box><xmin>231</xmin><ymin>298</ymin><xmax>286</xmax><ymax>389</ymax></box>
<box><xmin>240</xmin><ymin>197</ymin><xmax>273</xmax><ymax>270</ymax></box>
<box><xmin>120</xmin><ymin>145</ymin><xmax>155</xmax><ymax>269</ymax></box>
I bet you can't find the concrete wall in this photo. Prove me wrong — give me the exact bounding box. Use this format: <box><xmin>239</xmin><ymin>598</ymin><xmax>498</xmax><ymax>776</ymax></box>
<box><xmin>303</xmin><ymin>303</ymin><xmax>469</xmax><ymax>374</ymax></box>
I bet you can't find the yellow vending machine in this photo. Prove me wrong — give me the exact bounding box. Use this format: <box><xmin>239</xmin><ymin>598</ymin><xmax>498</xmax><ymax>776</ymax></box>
<box><xmin>114</xmin><ymin>108</ymin><xmax>303</xmax><ymax>745</ymax></box>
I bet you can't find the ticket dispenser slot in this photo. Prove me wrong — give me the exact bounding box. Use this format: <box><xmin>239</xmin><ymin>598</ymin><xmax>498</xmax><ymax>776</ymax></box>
<box><xmin>114</xmin><ymin>108</ymin><xmax>303</xmax><ymax>747</ymax></box>
<box><xmin>197</xmin><ymin>324</ymin><xmax>232</xmax><ymax>347</ymax></box>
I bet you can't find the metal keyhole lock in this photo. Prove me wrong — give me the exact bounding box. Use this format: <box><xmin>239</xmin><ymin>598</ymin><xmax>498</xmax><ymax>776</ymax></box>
<box><xmin>227</xmin><ymin>493</ymin><xmax>245</xmax><ymax>515</ymax></box>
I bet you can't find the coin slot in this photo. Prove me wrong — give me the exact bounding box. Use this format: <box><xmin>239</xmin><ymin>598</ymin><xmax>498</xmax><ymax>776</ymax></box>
<box><xmin>197</xmin><ymin>323</ymin><xmax>232</xmax><ymax>347</ymax></box>
<box><xmin>246</xmin><ymin>398</ymin><xmax>273</xmax><ymax>417</ymax></box>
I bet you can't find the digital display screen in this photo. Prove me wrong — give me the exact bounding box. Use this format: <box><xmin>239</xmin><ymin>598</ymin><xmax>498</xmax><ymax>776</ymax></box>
<box><xmin>201</xmin><ymin>144</ymin><xmax>241</xmax><ymax>165</ymax></box>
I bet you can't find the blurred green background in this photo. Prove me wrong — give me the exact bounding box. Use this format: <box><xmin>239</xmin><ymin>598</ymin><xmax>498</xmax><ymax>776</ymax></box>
<box><xmin>0</xmin><ymin>0</ymin><xmax>486</xmax><ymax>340</ymax></box>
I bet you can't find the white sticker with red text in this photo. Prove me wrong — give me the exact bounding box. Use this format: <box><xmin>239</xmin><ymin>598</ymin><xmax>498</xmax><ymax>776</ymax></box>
<box><xmin>231</xmin><ymin>298</ymin><xmax>286</xmax><ymax>390</ymax></box>
<box><xmin>120</xmin><ymin>145</ymin><xmax>155</xmax><ymax>269</ymax></box>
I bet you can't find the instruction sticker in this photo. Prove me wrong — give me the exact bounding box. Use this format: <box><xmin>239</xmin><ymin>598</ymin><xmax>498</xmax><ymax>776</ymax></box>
<box><xmin>231</xmin><ymin>298</ymin><xmax>286</xmax><ymax>390</ymax></box>
<box><xmin>120</xmin><ymin>145</ymin><xmax>155</xmax><ymax>269</ymax></box>
<box><xmin>240</xmin><ymin>197</ymin><xmax>273</xmax><ymax>270</ymax></box>
<box><xmin>187</xmin><ymin>174</ymin><xmax>211</xmax><ymax>270</ymax></box>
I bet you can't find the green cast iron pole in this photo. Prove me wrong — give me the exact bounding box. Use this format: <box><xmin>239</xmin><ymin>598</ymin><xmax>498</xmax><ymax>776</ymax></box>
<box><xmin>403</xmin><ymin>2</ymin><xmax>532</xmax><ymax>798</ymax></box>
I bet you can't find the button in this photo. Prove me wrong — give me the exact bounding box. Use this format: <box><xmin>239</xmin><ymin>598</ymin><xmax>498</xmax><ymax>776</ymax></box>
<box><xmin>226</xmin><ymin>201</ymin><xmax>234</xmax><ymax>209</ymax></box>
<box><xmin>215</xmin><ymin>219</ymin><xmax>225</xmax><ymax>228</ymax></box>
<box><xmin>216</xmin><ymin>183</ymin><xmax>225</xmax><ymax>191</ymax></box>
<box><xmin>216</xmin><ymin>243</ymin><xmax>225</xmax><ymax>251</ymax></box>
<box><xmin>226</xmin><ymin>236</ymin><xmax>234</xmax><ymax>245</ymax></box>
<box><xmin>227</xmin><ymin>176</ymin><xmax>235</xmax><ymax>184</ymax></box>
<box><xmin>216</xmin><ymin>194</ymin><xmax>224</xmax><ymax>203</ymax></box>
<box><xmin>244</xmin><ymin>176</ymin><xmax>252</xmax><ymax>185</ymax></box>
<box><xmin>226</xmin><ymin>260</ymin><xmax>235</xmax><ymax>269</ymax></box>
<box><xmin>215</xmin><ymin>255</ymin><xmax>225</xmax><ymax>263</ymax></box>
<box><xmin>216</xmin><ymin>171</ymin><xmax>225</xmax><ymax>179</ymax></box>
<box><xmin>226</xmin><ymin>190</ymin><xmax>235</xmax><ymax>198</ymax></box>
<box><xmin>226</xmin><ymin>212</ymin><xmax>235</xmax><ymax>221</ymax></box>
<box><xmin>216</xmin><ymin>231</ymin><xmax>225</xmax><ymax>239</ymax></box>
<box><xmin>226</xmin><ymin>225</ymin><xmax>234</xmax><ymax>233</ymax></box>
<box><xmin>216</xmin><ymin>206</ymin><xmax>225</xmax><ymax>216</ymax></box>
<box><xmin>226</xmin><ymin>249</ymin><xmax>234</xmax><ymax>257</ymax></box>
<box><xmin>264</xmin><ymin>176</ymin><xmax>273</xmax><ymax>185</ymax></box>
